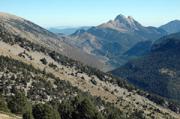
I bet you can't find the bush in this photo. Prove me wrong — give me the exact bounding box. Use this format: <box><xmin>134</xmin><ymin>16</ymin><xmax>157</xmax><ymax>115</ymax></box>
<box><xmin>7</xmin><ymin>91</ymin><xmax>31</xmax><ymax>114</ymax></box>
<box><xmin>58</xmin><ymin>101</ymin><xmax>74</xmax><ymax>119</ymax></box>
<box><xmin>33</xmin><ymin>103</ymin><xmax>60</xmax><ymax>119</ymax></box>
<box><xmin>58</xmin><ymin>96</ymin><xmax>104</xmax><ymax>119</ymax></box>
<box><xmin>90</xmin><ymin>79</ymin><xmax>97</xmax><ymax>85</ymax></box>
<box><xmin>23</xmin><ymin>111</ymin><xmax>34</xmax><ymax>119</ymax></box>
<box><xmin>130</xmin><ymin>110</ymin><xmax>145</xmax><ymax>119</ymax></box>
<box><xmin>40</xmin><ymin>58</ymin><xmax>48</xmax><ymax>65</ymax></box>
<box><xmin>74</xmin><ymin>97</ymin><xmax>104</xmax><ymax>119</ymax></box>
<box><xmin>0</xmin><ymin>95</ymin><xmax>9</xmax><ymax>112</ymax></box>
<box><xmin>76</xmin><ymin>98</ymin><xmax>98</xmax><ymax>119</ymax></box>
<box><xmin>107</xmin><ymin>109</ymin><xmax>125</xmax><ymax>119</ymax></box>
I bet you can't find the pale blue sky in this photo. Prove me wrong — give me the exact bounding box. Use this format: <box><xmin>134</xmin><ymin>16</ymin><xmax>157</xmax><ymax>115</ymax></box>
<box><xmin>0</xmin><ymin>0</ymin><xmax>180</xmax><ymax>27</ymax></box>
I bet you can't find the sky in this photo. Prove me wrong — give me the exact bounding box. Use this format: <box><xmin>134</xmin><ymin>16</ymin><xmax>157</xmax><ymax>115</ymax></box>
<box><xmin>0</xmin><ymin>0</ymin><xmax>180</xmax><ymax>28</ymax></box>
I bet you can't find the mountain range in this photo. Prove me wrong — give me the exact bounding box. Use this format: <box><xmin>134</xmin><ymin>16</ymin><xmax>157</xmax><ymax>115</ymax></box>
<box><xmin>160</xmin><ymin>20</ymin><xmax>180</xmax><ymax>34</ymax></box>
<box><xmin>111</xmin><ymin>32</ymin><xmax>180</xmax><ymax>104</ymax></box>
<box><xmin>0</xmin><ymin>12</ymin><xmax>180</xmax><ymax>119</ymax></box>
<box><xmin>49</xmin><ymin>15</ymin><xmax>180</xmax><ymax>72</ymax></box>
<box><xmin>48</xmin><ymin>26</ymin><xmax>91</xmax><ymax>35</ymax></box>
<box><xmin>65</xmin><ymin>14</ymin><xmax>167</xmax><ymax>71</ymax></box>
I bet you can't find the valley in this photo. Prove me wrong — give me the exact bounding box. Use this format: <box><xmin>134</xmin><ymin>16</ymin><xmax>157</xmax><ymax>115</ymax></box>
<box><xmin>111</xmin><ymin>32</ymin><xmax>180</xmax><ymax>107</ymax></box>
<box><xmin>0</xmin><ymin>24</ymin><xmax>179</xmax><ymax>119</ymax></box>
<box><xmin>0</xmin><ymin>6</ymin><xmax>180</xmax><ymax>119</ymax></box>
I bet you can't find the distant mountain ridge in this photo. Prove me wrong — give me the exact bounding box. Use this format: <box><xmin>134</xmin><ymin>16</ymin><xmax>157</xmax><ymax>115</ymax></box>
<box><xmin>1</xmin><ymin>12</ymin><xmax>179</xmax><ymax>119</ymax></box>
<box><xmin>160</xmin><ymin>20</ymin><xmax>180</xmax><ymax>34</ymax></box>
<box><xmin>111</xmin><ymin>32</ymin><xmax>180</xmax><ymax>103</ymax></box>
<box><xmin>69</xmin><ymin>14</ymin><xmax>167</xmax><ymax>70</ymax></box>
<box><xmin>48</xmin><ymin>26</ymin><xmax>91</xmax><ymax>35</ymax></box>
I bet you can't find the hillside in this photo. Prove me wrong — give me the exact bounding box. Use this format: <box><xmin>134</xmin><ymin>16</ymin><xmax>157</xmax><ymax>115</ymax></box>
<box><xmin>0</xmin><ymin>12</ymin><xmax>104</xmax><ymax>70</ymax></box>
<box><xmin>69</xmin><ymin>14</ymin><xmax>167</xmax><ymax>70</ymax></box>
<box><xmin>123</xmin><ymin>40</ymin><xmax>152</xmax><ymax>58</ymax></box>
<box><xmin>111</xmin><ymin>32</ymin><xmax>180</xmax><ymax>104</ymax></box>
<box><xmin>0</xmin><ymin>13</ymin><xmax>179</xmax><ymax>119</ymax></box>
<box><xmin>160</xmin><ymin>20</ymin><xmax>180</xmax><ymax>34</ymax></box>
<box><xmin>0</xmin><ymin>112</ymin><xmax>21</xmax><ymax>119</ymax></box>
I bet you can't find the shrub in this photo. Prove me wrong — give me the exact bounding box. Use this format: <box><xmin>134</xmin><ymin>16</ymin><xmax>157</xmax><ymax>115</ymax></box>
<box><xmin>23</xmin><ymin>111</ymin><xmax>34</xmax><ymax>119</ymax></box>
<box><xmin>40</xmin><ymin>58</ymin><xmax>48</xmax><ymax>65</ymax></box>
<box><xmin>7</xmin><ymin>91</ymin><xmax>31</xmax><ymax>114</ymax></box>
<box><xmin>0</xmin><ymin>95</ymin><xmax>9</xmax><ymax>112</ymax></box>
<box><xmin>58</xmin><ymin>101</ymin><xmax>74</xmax><ymax>119</ymax></box>
<box><xmin>33</xmin><ymin>103</ymin><xmax>60</xmax><ymax>119</ymax></box>
<box><xmin>90</xmin><ymin>79</ymin><xmax>97</xmax><ymax>85</ymax></box>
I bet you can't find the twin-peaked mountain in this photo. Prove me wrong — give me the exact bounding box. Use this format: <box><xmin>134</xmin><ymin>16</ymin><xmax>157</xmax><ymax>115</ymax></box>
<box><xmin>68</xmin><ymin>14</ymin><xmax>167</xmax><ymax>70</ymax></box>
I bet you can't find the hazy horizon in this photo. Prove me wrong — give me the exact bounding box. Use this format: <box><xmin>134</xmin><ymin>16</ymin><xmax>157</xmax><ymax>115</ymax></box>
<box><xmin>0</xmin><ymin>0</ymin><xmax>180</xmax><ymax>28</ymax></box>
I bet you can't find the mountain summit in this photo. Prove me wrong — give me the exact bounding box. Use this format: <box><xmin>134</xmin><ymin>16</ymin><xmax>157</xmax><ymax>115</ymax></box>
<box><xmin>99</xmin><ymin>14</ymin><xmax>143</xmax><ymax>32</ymax></box>
<box><xmin>114</xmin><ymin>14</ymin><xmax>142</xmax><ymax>30</ymax></box>
<box><xmin>70</xmin><ymin>14</ymin><xmax>167</xmax><ymax>70</ymax></box>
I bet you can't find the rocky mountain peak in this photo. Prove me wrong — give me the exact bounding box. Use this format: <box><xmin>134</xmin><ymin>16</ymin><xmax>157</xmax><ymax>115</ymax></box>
<box><xmin>99</xmin><ymin>14</ymin><xmax>142</xmax><ymax>32</ymax></box>
<box><xmin>114</xmin><ymin>14</ymin><xmax>141</xmax><ymax>31</ymax></box>
<box><xmin>115</xmin><ymin>14</ymin><xmax>135</xmax><ymax>22</ymax></box>
<box><xmin>114</xmin><ymin>14</ymin><xmax>127</xmax><ymax>21</ymax></box>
